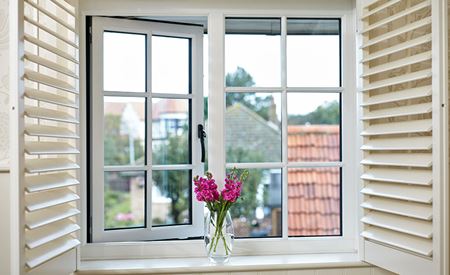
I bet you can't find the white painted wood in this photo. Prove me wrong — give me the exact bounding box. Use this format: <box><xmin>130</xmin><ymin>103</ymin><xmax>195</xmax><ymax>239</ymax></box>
<box><xmin>360</xmin><ymin>86</ymin><xmax>432</xmax><ymax>107</ymax></box>
<box><xmin>25</xmin><ymin>142</ymin><xmax>79</xmax><ymax>155</ymax></box>
<box><xmin>26</xmin><ymin>221</ymin><xmax>80</xmax><ymax>249</ymax></box>
<box><xmin>316</xmin><ymin>269</ymin><xmax>344</xmax><ymax>275</ymax></box>
<box><xmin>361</xmin><ymin>167</ymin><xmax>432</xmax><ymax>185</ymax></box>
<box><xmin>360</xmin><ymin>136</ymin><xmax>432</xmax><ymax>151</ymax></box>
<box><xmin>361</xmin><ymin>69</ymin><xmax>432</xmax><ymax>92</ymax></box>
<box><xmin>361</xmin><ymin>212</ymin><xmax>432</xmax><ymax>238</ymax></box>
<box><xmin>26</xmin><ymin>190</ymin><xmax>80</xmax><ymax>212</ymax></box>
<box><xmin>49</xmin><ymin>0</ymin><xmax>76</xmax><ymax>17</ymax></box>
<box><xmin>24</xmin><ymin>34</ymin><xmax>78</xmax><ymax>64</ymax></box>
<box><xmin>361</xmin><ymin>153</ymin><xmax>432</xmax><ymax>167</ymax></box>
<box><xmin>361</xmin><ymin>197</ymin><xmax>432</xmax><ymax>220</ymax></box>
<box><xmin>26</xmin><ymin>172</ymin><xmax>79</xmax><ymax>193</ymax></box>
<box><xmin>25</xmin><ymin>106</ymin><xmax>78</xmax><ymax>124</ymax></box>
<box><xmin>362</xmin><ymin>17</ymin><xmax>432</xmax><ymax>49</ymax></box>
<box><xmin>24</xmin><ymin>0</ymin><xmax>76</xmax><ymax>32</ymax></box>
<box><xmin>25</xmin><ymin>124</ymin><xmax>79</xmax><ymax>139</ymax></box>
<box><xmin>344</xmin><ymin>268</ymin><xmax>371</xmax><ymax>275</ymax></box>
<box><xmin>361</xmin><ymin>119</ymin><xmax>432</xmax><ymax>136</ymax></box>
<box><xmin>362</xmin><ymin>51</ymin><xmax>432</xmax><ymax>77</ymax></box>
<box><xmin>26</xmin><ymin>238</ymin><xmax>80</xmax><ymax>269</ymax></box>
<box><xmin>361</xmin><ymin>182</ymin><xmax>432</xmax><ymax>203</ymax></box>
<box><xmin>25</xmin><ymin>158</ymin><xmax>79</xmax><ymax>174</ymax></box>
<box><xmin>361</xmin><ymin>102</ymin><xmax>432</xmax><ymax>120</ymax></box>
<box><xmin>24</xmin><ymin>70</ymin><xmax>78</xmax><ymax>94</ymax></box>
<box><xmin>361</xmin><ymin>0</ymin><xmax>401</xmax><ymax>19</ymax></box>
<box><xmin>24</xmin><ymin>15</ymin><xmax>78</xmax><ymax>48</ymax></box>
<box><xmin>24</xmin><ymin>52</ymin><xmax>78</xmax><ymax>79</ymax></box>
<box><xmin>362</xmin><ymin>228</ymin><xmax>433</xmax><ymax>257</ymax></box>
<box><xmin>26</xmin><ymin>206</ymin><xmax>80</xmax><ymax>229</ymax></box>
<box><xmin>25</xmin><ymin>89</ymin><xmax>78</xmax><ymax>108</ymax></box>
<box><xmin>362</xmin><ymin>34</ymin><xmax>432</xmax><ymax>63</ymax></box>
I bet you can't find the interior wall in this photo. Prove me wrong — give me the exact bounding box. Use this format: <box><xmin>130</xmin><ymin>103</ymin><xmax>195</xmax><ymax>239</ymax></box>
<box><xmin>0</xmin><ymin>0</ymin><xmax>9</xmax><ymax>166</ymax></box>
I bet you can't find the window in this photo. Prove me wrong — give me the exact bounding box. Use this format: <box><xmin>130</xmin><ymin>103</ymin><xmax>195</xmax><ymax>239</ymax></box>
<box><xmin>90</xmin><ymin>17</ymin><xmax>204</xmax><ymax>242</ymax></box>
<box><xmin>224</xmin><ymin>18</ymin><xmax>342</xmax><ymax>238</ymax></box>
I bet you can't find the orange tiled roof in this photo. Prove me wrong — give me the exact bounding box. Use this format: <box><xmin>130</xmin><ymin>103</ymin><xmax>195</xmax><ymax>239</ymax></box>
<box><xmin>287</xmin><ymin>125</ymin><xmax>340</xmax><ymax>236</ymax></box>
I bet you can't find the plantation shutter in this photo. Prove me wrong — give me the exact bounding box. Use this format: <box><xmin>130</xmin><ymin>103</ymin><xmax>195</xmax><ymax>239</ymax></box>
<box><xmin>10</xmin><ymin>0</ymin><xmax>80</xmax><ymax>274</ymax></box>
<box><xmin>358</xmin><ymin>0</ymin><xmax>447</xmax><ymax>274</ymax></box>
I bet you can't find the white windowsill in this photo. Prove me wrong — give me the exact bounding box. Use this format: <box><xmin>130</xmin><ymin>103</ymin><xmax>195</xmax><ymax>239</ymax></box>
<box><xmin>77</xmin><ymin>253</ymin><xmax>367</xmax><ymax>274</ymax></box>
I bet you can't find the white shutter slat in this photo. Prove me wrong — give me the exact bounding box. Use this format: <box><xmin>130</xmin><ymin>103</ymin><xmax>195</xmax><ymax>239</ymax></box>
<box><xmin>25</xmin><ymin>158</ymin><xmax>79</xmax><ymax>174</ymax></box>
<box><xmin>361</xmin><ymin>227</ymin><xmax>433</xmax><ymax>257</ymax></box>
<box><xmin>24</xmin><ymin>34</ymin><xmax>78</xmax><ymax>64</ymax></box>
<box><xmin>26</xmin><ymin>221</ymin><xmax>80</xmax><ymax>249</ymax></box>
<box><xmin>26</xmin><ymin>190</ymin><xmax>80</xmax><ymax>212</ymax></box>
<box><xmin>26</xmin><ymin>238</ymin><xmax>80</xmax><ymax>269</ymax></box>
<box><xmin>361</xmin><ymin>182</ymin><xmax>432</xmax><ymax>203</ymax></box>
<box><xmin>361</xmin><ymin>102</ymin><xmax>432</xmax><ymax>120</ymax></box>
<box><xmin>24</xmin><ymin>70</ymin><xmax>78</xmax><ymax>94</ymax></box>
<box><xmin>361</xmin><ymin>69</ymin><xmax>432</xmax><ymax>92</ymax></box>
<box><xmin>361</xmin><ymin>119</ymin><xmax>432</xmax><ymax>136</ymax></box>
<box><xmin>25</xmin><ymin>89</ymin><xmax>78</xmax><ymax>109</ymax></box>
<box><xmin>362</xmin><ymin>51</ymin><xmax>432</xmax><ymax>77</ymax></box>
<box><xmin>24</xmin><ymin>16</ymin><xmax>78</xmax><ymax>49</ymax></box>
<box><xmin>361</xmin><ymin>153</ymin><xmax>432</xmax><ymax>167</ymax></box>
<box><xmin>361</xmin><ymin>0</ymin><xmax>401</xmax><ymax>19</ymax></box>
<box><xmin>26</xmin><ymin>172</ymin><xmax>79</xmax><ymax>193</ymax></box>
<box><xmin>361</xmin><ymin>212</ymin><xmax>432</xmax><ymax>238</ymax></box>
<box><xmin>24</xmin><ymin>0</ymin><xmax>76</xmax><ymax>33</ymax></box>
<box><xmin>25</xmin><ymin>124</ymin><xmax>79</xmax><ymax>139</ymax></box>
<box><xmin>361</xmin><ymin>168</ymin><xmax>432</xmax><ymax>186</ymax></box>
<box><xmin>361</xmin><ymin>17</ymin><xmax>431</xmax><ymax>49</ymax></box>
<box><xmin>362</xmin><ymin>34</ymin><xmax>432</xmax><ymax>63</ymax></box>
<box><xmin>360</xmin><ymin>86</ymin><xmax>432</xmax><ymax>107</ymax></box>
<box><xmin>25</xmin><ymin>142</ymin><xmax>79</xmax><ymax>155</ymax></box>
<box><xmin>25</xmin><ymin>106</ymin><xmax>78</xmax><ymax>124</ymax></box>
<box><xmin>361</xmin><ymin>136</ymin><xmax>432</xmax><ymax>151</ymax></box>
<box><xmin>25</xmin><ymin>52</ymin><xmax>78</xmax><ymax>79</ymax></box>
<box><xmin>361</xmin><ymin>197</ymin><xmax>432</xmax><ymax>220</ymax></box>
<box><xmin>362</xmin><ymin>1</ymin><xmax>431</xmax><ymax>33</ymax></box>
<box><xmin>49</xmin><ymin>0</ymin><xmax>76</xmax><ymax>17</ymax></box>
<box><xmin>26</xmin><ymin>206</ymin><xmax>80</xmax><ymax>229</ymax></box>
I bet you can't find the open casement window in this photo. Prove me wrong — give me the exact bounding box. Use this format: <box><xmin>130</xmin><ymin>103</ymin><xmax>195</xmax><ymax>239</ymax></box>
<box><xmin>90</xmin><ymin>17</ymin><xmax>204</xmax><ymax>242</ymax></box>
<box><xmin>358</xmin><ymin>0</ymin><xmax>448</xmax><ymax>274</ymax></box>
<box><xmin>10</xmin><ymin>0</ymin><xmax>81</xmax><ymax>274</ymax></box>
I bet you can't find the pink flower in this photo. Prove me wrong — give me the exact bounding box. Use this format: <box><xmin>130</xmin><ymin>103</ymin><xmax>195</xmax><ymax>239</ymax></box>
<box><xmin>193</xmin><ymin>173</ymin><xmax>220</xmax><ymax>202</ymax></box>
<box><xmin>221</xmin><ymin>175</ymin><xmax>242</xmax><ymax>202</ymax></box>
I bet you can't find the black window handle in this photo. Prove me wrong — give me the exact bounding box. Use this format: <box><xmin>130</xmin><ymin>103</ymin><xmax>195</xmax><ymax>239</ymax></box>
<box><xmin>198</xmin><ymin>124</ymin><xmax>206</xmax><ymax>163</ymax></box>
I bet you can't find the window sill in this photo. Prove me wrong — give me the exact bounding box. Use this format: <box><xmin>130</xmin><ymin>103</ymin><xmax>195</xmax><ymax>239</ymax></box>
<box><xmin>77</xmin><ymin>253</ymin><xmax>366</xmax><ymax>274</ymax></box>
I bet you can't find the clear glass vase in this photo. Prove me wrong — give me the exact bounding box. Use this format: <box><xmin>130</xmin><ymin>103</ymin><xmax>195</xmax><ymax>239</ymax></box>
<box><xmin>204</xmin><ymin>209</ymin><xmax>234</xmax><ymax>263</ymax></box>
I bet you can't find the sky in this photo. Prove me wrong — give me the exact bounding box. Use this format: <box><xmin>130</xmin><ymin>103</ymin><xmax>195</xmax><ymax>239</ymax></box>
<box><xmin>103</xmin><ymin>32</ymin><xmax>340</xmax><ymax>115</ymax></box>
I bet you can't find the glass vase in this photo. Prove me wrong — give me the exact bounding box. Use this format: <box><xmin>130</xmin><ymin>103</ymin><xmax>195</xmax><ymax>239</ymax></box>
<box><xmin>204</xmin><ymin>209</ymin><xmax>234</xmax><ymax>263</ymax></box>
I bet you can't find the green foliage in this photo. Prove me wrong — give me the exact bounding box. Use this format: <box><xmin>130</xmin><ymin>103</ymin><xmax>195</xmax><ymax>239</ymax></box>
<box><xmin>104</xmin><ymin>188</ymin><xmax>142</xmax><ymax>228</ymax></box>
<box><xmin>288</xmin><ymin>100</ymin><xmax>340</xmax><ymax>125</ymax></box>
<box><xmin>226</xmin><ymin>66</ymin><xmax>255</xmax><ymax>87</ymax></box>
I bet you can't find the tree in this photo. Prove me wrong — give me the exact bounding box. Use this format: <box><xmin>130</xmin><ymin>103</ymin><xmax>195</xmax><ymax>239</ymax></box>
<box><xmin>288</xmin><ymin>100</ymin><xmax>339</xmax><ymax>125</ymax></box>
<box><xmin>226</xmin><ymin>66</ymin><xmax>255</xmax><ymax>87</ymax></box>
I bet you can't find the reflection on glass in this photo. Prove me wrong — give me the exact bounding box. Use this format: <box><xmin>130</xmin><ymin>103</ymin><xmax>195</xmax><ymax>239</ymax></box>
<box><xmin>152</xmin><ymin>98</ymin><xmax>190</xmax><ymax>165</ymax></box>
<box><xmin>103</xmin><ymin>32</ymin><xmax>146</xmax><ymax>92</ymax></box>
<box><xmin>287</xmin><ymin>19</ymin><xmax>340</xmax><ymax>87</ymax></box>
<box><xmin>152</xmin><ymin>170</ymin><xmax>191</xmax><ymax>226</ymax></box>
<box><xmin>225</xmin><ymin>92</ymin><xmax>281</xmax><ymax>163</ymax></box>
<box><xmin>225</xmin><ymin>18</ymin><xmax>281</xmax><ymax>87</ymax></box>
<box><xmin>227</xmin><ymin>168</ymin><xmax>282</xmax><ymax>238</ymax></box>
<box><xmin>287</xmin><ymin>93</ymin><xmax>340</xmax><ymax>162</ymax></box>
<box><xmin>104</xmin><ymin>96</ymin><xmax>146</xmax><ymax>166</ymax></box>
<box><xmin>288</xmin><ymin>167</ymin><xmax>341</xmax><ymax>236</ymax></box>
<box><xmin>152</xmin><ymin>36</ymin><xmax>190</xmax><ymax>94</ymax></box>
<box><xmin>104</xmin><ymin>171</ymin><xmax>145</xmax><ymax>229</ymax></box>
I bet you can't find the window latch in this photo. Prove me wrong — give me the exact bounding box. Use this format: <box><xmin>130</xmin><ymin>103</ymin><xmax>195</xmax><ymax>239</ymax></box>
<box><xmin>198</xmin><ymin>124</ymin><xmax>206</xmax><ymax>163</ymax></box>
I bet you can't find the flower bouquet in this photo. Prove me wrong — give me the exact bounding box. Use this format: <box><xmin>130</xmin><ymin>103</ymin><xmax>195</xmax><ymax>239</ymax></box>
<box><xmin>193</xmin><ymin>168</ymin><xmax>249</xmax><ymax>263</ymax></box>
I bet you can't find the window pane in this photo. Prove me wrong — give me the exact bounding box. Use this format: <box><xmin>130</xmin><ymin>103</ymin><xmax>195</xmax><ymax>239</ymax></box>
<box><xmin>229</xmin><ymin>168</ymin><xmax>282</xmax><ymax>238</ymax></box>
<box><xmin>225</xmin><ymin>18</ymin><xmax>281</xmax><ymax>87</ymax></box>
<box><xmin>288</xmin><ymin>167</ymin><xmax>341</xmax><ymax>236</ymax></box>
<box><xmin>152</xmin><ymin>98</ymin><xmax>190</xmax><ymax>165</ymax></box>
<box><xmin>103</xmin><ymin>32</ymin><xmax>146</xmax><ymax>92</ymax></box>
<box><xmin>104</xmin><ymin>96</ymin><xmax>146</xmax><ymax>166</ymax></box>
<box><xmin>152</xmin><ymin>36</ymin><xmax>190</xmax><ymax>94</ymax></box>
<box><xmin>287</xmin><ymin>93</ymin><xmax>340</xmax><ymax>162</ymax></box>
<box><xmin>226</xmin><ymin>92</ymin><xmax>281</xmax><ymax>163</ymax></box>
<box><xmin>152</xmin><ymin>170</ymin><xmax>191</xmax><ymax>226</ymax></box>
<box><xmin>104</xmin><ymin>171</ymin><xmax>145</xmax><ymax>230</ymax></box>
<box><xmin>287</xmin><ymin>19</ymin><xmax>340</xmax><ymax>87</ymax></box>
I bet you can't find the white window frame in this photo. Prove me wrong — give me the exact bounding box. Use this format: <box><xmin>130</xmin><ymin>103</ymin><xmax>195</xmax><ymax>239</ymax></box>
<box><xmin>90</xmin><ymin>17</ymin><xmax>205</xmax><ymax>242</ymax></box>
<box><xmin>79</xmin><ymin>7</ymin><xmax>358</xmax><ymax>260</ymax></box>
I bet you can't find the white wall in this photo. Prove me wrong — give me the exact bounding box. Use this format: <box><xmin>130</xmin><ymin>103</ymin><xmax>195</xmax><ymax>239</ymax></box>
<box><xmin>0</xmin><ymin>172</ymin><xmax>10</xmax><ymax>275</ymax></box>
<box><xmin>0</xmin><ymin>0</ymin><xmax>9</xmax><ymax>166</ymax></box>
